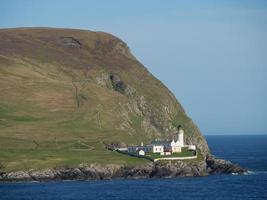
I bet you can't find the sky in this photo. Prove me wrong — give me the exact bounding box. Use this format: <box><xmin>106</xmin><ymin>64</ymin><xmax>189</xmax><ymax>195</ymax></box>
<box><xmin>1</xmin><ymin>0</ymin><xmax>266</xmax><ymax>135</ymax></box>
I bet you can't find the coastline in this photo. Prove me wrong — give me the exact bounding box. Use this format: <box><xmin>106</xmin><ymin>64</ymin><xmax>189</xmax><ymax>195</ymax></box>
<box><xmin>0</xmin><ymin>156</ymin><xmax>247</xmax><ymax>182</ymax></box>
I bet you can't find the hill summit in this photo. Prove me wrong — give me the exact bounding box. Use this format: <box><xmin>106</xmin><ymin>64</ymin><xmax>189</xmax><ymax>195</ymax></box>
<box><xmin>0</xmin><ymin>28</ymin><xmax>209</xmax><ymax>171</ymax></box>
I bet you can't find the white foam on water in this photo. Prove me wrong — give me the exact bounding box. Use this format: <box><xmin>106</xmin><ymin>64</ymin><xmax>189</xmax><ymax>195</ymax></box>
<box><xmin>246</xmin><ymin>170</ymin><xmax>267</xmax><ymax>175</ymax></box>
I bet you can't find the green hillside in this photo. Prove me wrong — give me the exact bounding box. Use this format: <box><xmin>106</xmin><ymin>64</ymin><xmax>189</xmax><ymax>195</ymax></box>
<box><xmin>0</xmin><ymin>28</ymin><xmax>209</xmax><ymax>172</ymax></box>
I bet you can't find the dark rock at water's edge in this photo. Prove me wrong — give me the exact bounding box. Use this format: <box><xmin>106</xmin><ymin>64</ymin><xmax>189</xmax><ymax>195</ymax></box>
<box><xmin>206</xmin><ymin>156</ymin><xmax>247</xmax><ymax>175</ymax></box>
<box><xmin>0</xmin><ymin>157</ymin><xmax>247</xmax><ymax>182</ymax></box>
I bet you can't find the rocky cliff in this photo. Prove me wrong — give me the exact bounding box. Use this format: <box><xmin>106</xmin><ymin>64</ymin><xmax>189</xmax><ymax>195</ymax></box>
<box><xmin>0</xmin><ymin>156</ymin><xmax>247</xmax><ymax>182</ymax></box>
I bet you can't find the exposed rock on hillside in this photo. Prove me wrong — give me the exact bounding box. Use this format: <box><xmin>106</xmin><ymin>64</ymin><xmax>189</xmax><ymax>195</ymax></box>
<box><xmin>58</xmin><ymin>36</ymin><xmax>82</xmax><ymax>47</ymax></box>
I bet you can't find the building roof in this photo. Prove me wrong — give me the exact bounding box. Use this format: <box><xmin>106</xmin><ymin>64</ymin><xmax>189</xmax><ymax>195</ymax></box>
<box><xmin>150</xmin><ymin>140</ymin><xmax>170</xmax><ymax>146</ymax></box>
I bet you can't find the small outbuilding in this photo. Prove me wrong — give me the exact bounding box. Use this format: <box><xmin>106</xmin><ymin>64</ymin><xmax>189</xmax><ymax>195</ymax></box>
<box><xmin>138</xmin><ymin>150</ymin><xmax>145</xmax><ymax>156</ymax></box>
<box><xmin>188</xmin><ymin>145</ymin><xmax>196</xmax><ymax>151</ymax></box>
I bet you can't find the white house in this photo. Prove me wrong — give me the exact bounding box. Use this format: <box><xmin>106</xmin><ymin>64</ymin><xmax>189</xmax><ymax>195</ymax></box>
<box><xmin>152</xmin><ymin>144</ymin><xmax>164</xmax><ymax>153</ymax></box>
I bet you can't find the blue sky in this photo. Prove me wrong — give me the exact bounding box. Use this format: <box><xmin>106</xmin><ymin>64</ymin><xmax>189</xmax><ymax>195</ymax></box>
<box><xmin>1</xmin><ymin>0</ymin><xmax>266</xmax><ymax>134</ymax></box>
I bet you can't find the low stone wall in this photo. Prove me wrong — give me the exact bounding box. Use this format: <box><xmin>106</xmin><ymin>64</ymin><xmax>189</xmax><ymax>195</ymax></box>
<box><xmin>117</xmin><ymin>150</ymin><xmax>197</xmax><ymax>162</ymax></box>
<box><xmin>154</xmin><ymin>155</ymin><xmax>198</xmax><ymax>162</ymax></box>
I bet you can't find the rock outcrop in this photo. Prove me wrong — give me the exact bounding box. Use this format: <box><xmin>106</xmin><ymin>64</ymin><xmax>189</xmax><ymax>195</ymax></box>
<box><xmin>0</xmin><ymin>159</ymin><xmax>247</xmax><ymax>182</ymax></box>
<box><xmin>206</xmin><ymin>156</ymin><xmax>247</xmax><ymax>174</ymax></box>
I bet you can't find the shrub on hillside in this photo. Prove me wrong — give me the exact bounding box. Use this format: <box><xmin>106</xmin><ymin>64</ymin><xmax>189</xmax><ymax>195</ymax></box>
<box><xmin>0</xmin><ymin>163</ymin><xmax>5</xmax><ymax>175</ymax></box>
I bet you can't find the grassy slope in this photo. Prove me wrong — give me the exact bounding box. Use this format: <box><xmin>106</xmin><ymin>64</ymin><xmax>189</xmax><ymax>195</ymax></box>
<box><xmin>0</xmin><ymin>60</ymin><xmax>149</xmax><ymax>171</ymax></box>
<box><xmin>0</xmin><ymin>28</ymin><xmax>208</xmax><ymax>171</ymax></box>
<box><xmin>0</xmin><ymin>58</ymin><xmax>149</xmax><ymax>171</ymax></box>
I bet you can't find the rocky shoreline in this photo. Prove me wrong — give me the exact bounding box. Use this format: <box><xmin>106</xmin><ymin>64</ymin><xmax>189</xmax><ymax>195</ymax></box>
<box><xmin>0</xmin><ymin>156</ymin><xmax>247</xmax><ymax>182</ymax></box>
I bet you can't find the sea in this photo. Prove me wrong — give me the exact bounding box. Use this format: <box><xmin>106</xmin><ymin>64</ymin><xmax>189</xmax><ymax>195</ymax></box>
<box><xmin>0</xmin><ymin>135</ymin><xmax>266</xmax><ymax>200</ymax></box>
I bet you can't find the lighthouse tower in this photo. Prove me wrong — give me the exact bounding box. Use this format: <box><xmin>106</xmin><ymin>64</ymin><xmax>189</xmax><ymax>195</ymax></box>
<box><xmin>178</xmin><ymin>126</ymin><xmax>184</xmax><ymax>147</ymax></box>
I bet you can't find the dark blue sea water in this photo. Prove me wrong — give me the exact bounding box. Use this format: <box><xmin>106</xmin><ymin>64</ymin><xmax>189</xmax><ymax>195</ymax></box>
<box><xmin>0</xmin><ymin>135</ymin><xmax>267</xmax><ymax>200</ymax></box>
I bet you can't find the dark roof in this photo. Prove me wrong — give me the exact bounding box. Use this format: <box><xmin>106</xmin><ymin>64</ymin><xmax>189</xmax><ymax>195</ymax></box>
<box><xmin>150</xmin><ymin>140</ymin><xmax>170</xmax><ymax>146</ymax></box>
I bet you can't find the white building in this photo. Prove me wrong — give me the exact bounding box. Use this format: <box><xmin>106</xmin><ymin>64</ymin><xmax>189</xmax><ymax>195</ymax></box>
<box><xmin>178</xmin><ymin>127</ymin><xmax>184</xmax><ymax>147</ymax></box>
<box><xmin>188</xmin><ymin>145</ymin><xmax>196</xmax><ymax>151</ymax></box>
<box><xmin>127</xmin><ymin>142</ymin><xmax>152</xmax><ymax>153</ymax></box>
<box><xmin>152</xmin><ymin>144</ymin><xmax>164</xmax><ymax>153</ymax></box>
<box><xmin>116</xmin><ymin>147</ymin><xmax>128</xmax><ymax>151</ymax></box>
<box><xmin>127</xmin><ymin>127</ymin><xmax>196</xmax><ymax>155</ymax></box>
<box><xmin>170</xmin><ymin>141</ymin><xmax>182</xmax><ymax>153</ymax></box>
<box><xmin>146</xmin><ymin>127</ymin><xmax>186</xmax><ymax>154</ymax></box>
<box><xmin>138</xmin><ymin>150</ymin><xmax>145</xmax><ymax>156</ymax></box>
<box><xmin>169</xmin><ymin>128</ymin><xmax>184</xmax><ymax>153</ymax></box>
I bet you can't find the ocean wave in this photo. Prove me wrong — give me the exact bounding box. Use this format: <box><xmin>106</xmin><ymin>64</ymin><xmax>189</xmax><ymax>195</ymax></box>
<box><xmin>230</xmin><ymin>170</ymin><xmax>267</xmax><ymax>176</ymax></box>
<box><xmin>245</xmin><ymin>171</ymin><xmax>267</xmax><ymax>175</ymax></box>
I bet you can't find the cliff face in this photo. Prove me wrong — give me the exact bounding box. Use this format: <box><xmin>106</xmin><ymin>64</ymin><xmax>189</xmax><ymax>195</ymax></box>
<box><xmin>0</xmin><ymin>28</ymin><xmax>209</xmax><ymax>171</ymax></box>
